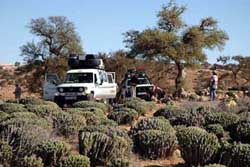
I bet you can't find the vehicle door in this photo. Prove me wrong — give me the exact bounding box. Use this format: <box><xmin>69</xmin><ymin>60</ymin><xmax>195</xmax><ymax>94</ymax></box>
<box><xmin>43</xmin><ymin>73</ymin><xmax>61</xmax><ymax>100</ymax></box>
<box><xmin>106</xmin><ymin>72</ymin><xmax>117</xmax><ymax>98</ymax></box>
<box><xmin>95</xmin><ymin>71</ymin><xmax>115</xmax><ymax>99</ymax></box>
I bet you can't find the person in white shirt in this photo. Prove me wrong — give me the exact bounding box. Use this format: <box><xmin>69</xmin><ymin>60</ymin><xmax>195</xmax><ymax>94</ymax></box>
<box><xmin>209</xmin><ymin>71</ymin><xmax>218</xmax><ymax>101</ymax></box>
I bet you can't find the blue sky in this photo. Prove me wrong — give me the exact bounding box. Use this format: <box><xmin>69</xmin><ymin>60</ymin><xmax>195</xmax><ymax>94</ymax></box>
<box><xmin>0</xmin><ymin>0</ymin><xmax>250</xmax><ymax>64</ymax></box>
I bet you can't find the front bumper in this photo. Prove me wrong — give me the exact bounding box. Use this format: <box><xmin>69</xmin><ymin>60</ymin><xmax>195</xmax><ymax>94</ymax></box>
<box><xmin>54</xmin><ymin>92</ymin><xmax>88</xmax><ymax>105</ymax></box>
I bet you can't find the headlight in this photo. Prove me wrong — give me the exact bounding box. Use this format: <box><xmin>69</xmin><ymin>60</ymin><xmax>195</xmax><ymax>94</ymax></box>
<box><xmin>79</xmin><ymin>87</ymin><xmax>84</xmax><ymax>92</ymax></box>
<box><xmin>59</xmin><ymin>88</ymin><xmax>64</xmax><ymax>93</ymax></box>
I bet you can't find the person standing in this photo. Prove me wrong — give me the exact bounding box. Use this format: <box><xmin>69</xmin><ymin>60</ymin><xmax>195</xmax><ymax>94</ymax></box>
<box><xmin>130</xmin><ymin>73</ymin><xmax>138</xmax><ymax>98</ymax></box>
<box><xmin>14</xmin><ymin>83</ymin><xmax>22</xmax><ymax>103</ymax></box>
<box><xmin>210</xmin><ymin>71</ymin><xmax>218</xmax><ymax>101</ymax></box>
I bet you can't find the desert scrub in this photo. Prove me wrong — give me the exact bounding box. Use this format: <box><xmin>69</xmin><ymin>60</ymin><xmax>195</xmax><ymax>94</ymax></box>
<box><xmin>205</xmin><ymin>124</ymin><xmax>225</xmax><ymax>139</ymax></box>
<box><xmin>58</xmin><ymin>154</ymin><xmax>90</xmax><ymax>167</ymax></box>
<box><xmin>0</xmin><ymin>103</ymin><xmax>27</xmax><ymax>113</ymax></box>
<box><xmin>107</xmin><ymin>107</ymin><xmax>138</xmax><ymax>125</ymax></box>
<box><xmin>220</xmin><ymin>142</ymin><xmax>250</xmax><ymax>167</ymax></box>
<box><xmin>79</xmin><ymin>131</ymin><xmax>131</xmax><ymax>166</ymax></box>
<box><xmin>36</xmin><ymin>140</ymin><xmax>70</xmax><ymax>166</ymax></box>
<box><xmin>20</xmin><ymin>97</ymin><xmax>44</xmax><ymax>105</ymax></box>
<box><xmin>21</xmin><ymin>155</ymin><xmax>44</xmax><ymax>167</ymax></box>
<box><xmin>107</xmin><ymin>158</ymin><xmax>130</xmax><ymax>167</ymax></box>
<box><xmin>176</xmin><ymin>126</ymin><xmax>220</xmax><ymax>166</ymax></box>
<box><xmin>136</xmin><ymin>130</ymin><xmax>177</xmax><ymax>159</ymax></box>
<box><xmin>73</xmin><ymin>100</ymin><xmax>110</xmax><ymax>112</ymax></box>
<box><xmin>26</xmin><ymin>103</ymin><xmax>62</xmax><ymax>117</ymax></box>
<box><xmin>0</xmin><ymin>111</ymin><xmax>8</xmax><ymax>122</ymax></box>
<box><xmin>229</xmin><ymin>119</ymin><xmax>250</xmax><ymax>143</ymax></box>
<box><xmin>129</xmin><ymin>117</ymin><xmax>177</xmax><ymax>159</ymax></box>
<box><xmin>0</xmin><ymin>112</ymin><xmax>51</xmax><ymax>158</ymax></box>
<box><xmin>154</xmin><ymin>105</ymin><xmax>206</xmax><ymax>127</ymax></box>
<box><xmin>0</xmin><ymin>140</ymin><xmax>13</xmax><ymax>167</ymax></box>
<box><xmin>203</xmin><ymin>164</ymin><xmax>226</xmax><ymax>167</ymax></box>
<box><xmin>53</xmin><ymin>111</ymin><xmax>86</xmax><ymax>137</ymax></box>
<box><xmin>129</xmin><ymin>117</ymin><xmax>174</xmax><ymax>136</ymax></box>
<box><xmin>124</xmin><ymin>98</ymin><xmax>155</xmax><ymax>116</ymax></box>
<box><xmin>205</xmin><ymin>112</ymin><xmax>240</xmax><ymax>129</ymax></box>
<box><xmin>67</xmin><ymin>107</ymin><xmax>106</xmax><ymax>118</ymax></box>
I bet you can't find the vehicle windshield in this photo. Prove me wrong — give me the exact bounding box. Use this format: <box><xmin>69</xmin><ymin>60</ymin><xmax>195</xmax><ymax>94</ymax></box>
<box><xmin>64</xmin><ymin>73</ymin><xmax>93</xmax><ymax>83</ymax></box>
<box><xmin>128</xmin><ymin>78</ymin><xmax>150</xmax><ymax>85</ymax></box>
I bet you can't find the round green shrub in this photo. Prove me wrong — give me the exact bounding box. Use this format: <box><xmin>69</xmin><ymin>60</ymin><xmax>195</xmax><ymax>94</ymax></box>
<box><xmin>53</xmin><ymin>111</ymin><xmax>86</xmax><ymax>137</ymax></box>
<box><xmin>107</xmin><ymin>158</ymin><xmax>130</xmax><ymax>167</ymax></box>
<box><xmin>0</xmin><ymin>103</ymin><xmax>27</xmax><ymax>113</ymax></box>
<box><xmin>108</xmin><ymin>107</ymin><xmax>138</xmax><ymax>125</ymax></box>
<box><xmin>74</xmin><ymin>111</ymin><xmax>101</xmax><ymax>125</ymax></box>
<box><xmin>0</xmin><ymin>111</ymin><xmax>8</xmax><ymax>122</ymax></box>
<box><xmin>154</xmin><ymin>106</ymin><xmax>206</xmax><ymax>127</ymax></box>
<box><xmin>129</xmin><ymin>117</ymin><xmax>174</xmax><ymax>136</ymax></box>
<box><xmin>36</xmin><ymin>140</ymin><xmax>70</xmax><ymax>166</ymax></box>
<box><xmin>176</xmin><ymin>126</ymin><xmax>220</xmax><ymax>166</ymax></box>
<box><xmin>0</xmin><ymin>112</ymin><xmax>51</xmax><ymax>158</ymax></box>
<box><xmin>124</xmin><ymin>98</ymin><xmax>155</xmax><ymax>116</ymax></box>
<box><xmin>20</xmin><ymin>97</ymin><xmax>44</xmax><ymax>105</ymax></box>
<box><xmin>79</xmin><ymin>131</ymin><xmax>132</xmax><ymax>166</ymax></box>
<box><xmin>58</xmin><ymin>154</ymin><xmax>90</xmax><ymax>167</ymax></box>
<box><xmin>26</xmin><ymin>104</ymin><xmax>62</xmax><ymax>117</ymax></box>
<box><xmin>73</xmin><ymin>101</ymin><xmax>109</xmax><ymax>112</ymax></box>
<box><xmin>21</xmin><ymin>155</ymin><xmax>44</xmax><ymax>167</ymax></box>
<box><xmin>206</xmin><ymin>124</ymin><xmax>225</xmax><ymax>139</ymax></box>
<box><xmin>0</xmin><ymin>140</ymin><xmax>13</xmax><ymax>166</ymax></box>
<box><xmin>205</xmin><ymin>112</ymin><xmax>240</xmax><ymax>129</ymax></box>
<box><xmin>229</xmin><ymin>119</ymin><xmax>250</xmax><ymax>143</ymax></box>
<box><xmin>67</xmin><ymin>107</ymin><xmax>106</xmax><ymax>118</ymax></box>
<box><xmin>203</xmin><ymin>164</ymin><xmax>226</xmax><ymax>167</ymax></box>
<box><xmin>136</xmin><ymin>130</ymin><xmax>177</xmax><ymax>159</ymax></box>
<box><xmin>220</xmin><ymin>142</ymin><xmax>250</xmax><ymax>167</ymax></box>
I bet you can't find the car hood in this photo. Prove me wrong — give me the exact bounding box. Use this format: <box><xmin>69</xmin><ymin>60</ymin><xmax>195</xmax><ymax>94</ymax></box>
<box><xmin>57</xmin><ymin>83</ymin><xmax>94</xmax><ymax>88</ymax></box>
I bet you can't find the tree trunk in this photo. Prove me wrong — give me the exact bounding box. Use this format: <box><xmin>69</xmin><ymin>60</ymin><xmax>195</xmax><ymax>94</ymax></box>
<box><xmin>174</xmin><ymin>62</ymin><xmax>185</xmax><ymax>98</ymax></box>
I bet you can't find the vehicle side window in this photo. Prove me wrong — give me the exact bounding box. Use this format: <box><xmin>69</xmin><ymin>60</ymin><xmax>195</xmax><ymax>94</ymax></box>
<box><xmin>108</xmin><ymin>74</ymin><xmax>113</xmax><ymax>83</ymax></box>
<box><xmin>94</xmin><ymin>74</ymin><xmax>98</xmax><ymax>84</ymax></box>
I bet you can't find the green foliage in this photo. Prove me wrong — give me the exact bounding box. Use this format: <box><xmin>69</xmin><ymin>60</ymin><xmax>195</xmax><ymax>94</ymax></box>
<box><xmin>0</xmin><ymin>140</ymin><xmax>13</xmax><ymax>166</ymax></box>
<box><xmin>36</xmin><ymin>140</ymin><xmax>70</xmax><ymax>166</ymax></box>
<box><xmin>58</xmin><ymin>154</ymin><xmax>90</xmax><ymax>167</ymax></box>
<box><xmin>108</xmin><ymin>107</ymin><xmax>138</xmax><ymax>125</ymax></box>
<box><xmin>136</xmin><ymin>130</ymin><xmax>177</xmax><ymax>159</ymax></box>
<box><xmin>203</xmin><ymin>164</ymin><xmax>226</xmax><ymax>167</ymax></box>
<box><xmin>124</xmin><ymin>98</ymin><xmax>155</xmax><ymax>116</ymax></box>
<box><xmin>154</xmin><ymin>106</ymin><xmax>206</xmax><ymax>127</ymax></box>
<box><xmin>0</xmin><ymin>111</ymin><xmax>8</xmax><ymax>122</ymax></box>
<box><xmin>229</xmin><ymin>119</ymin><xmax>250</xmax><ymax>143</ymax></box>
<box><xmin>205</xmin><ymin>112</ymin><xmax>240</xmax><ymax>129</ymax></box>
<box><xmin>0</xmin><ymin>112</ymin><xmax>51</xmax><ymax>158</ymax></box>
<box><xmin>79</xmin><ymin>126</ymin><xmax>132</xmax><ymax>166</ymax></box>
<box><xmin>53</xmin><ymin>111</ymin><xmax>86</xmax><ymax>137</ymax></box>
<box><xmin>20</xmin><ymin>97</ymin><xmax>44</xmax><ymax>105</ymax></box>
<box><xmin>107</xmin><ymin>158</ymin><xmax>130</xmax><ymax>167</ymax></box>
<box><xmin>67</xmin><ymin>107</ymin><xmax>106</xmax><ymax>118</ymax></box>
<box><xmin>0</xmin><ymin>103</ymin><xmax>27</xmax><ymax>113</ymax></box>
<box><xmin>130</xmin><ymin>117</ymin><xmax>174</xmax><ymax>136</ymax></box>
<box><xmin>176</xmin><ymin>126</ymin><xmax>220</xmax><ymax>166</ymax></box>
<box><xmin>220</xmin><ymin>142</ymin><xmax>250</xmax><ymax>167</ymax></box>
<box><xmin>205</xmin><ymin>124</ymin><xmax>225</xmax><ymax>139</ymax></box>
<box><xmin>21</xmin><ymin>155</ymin><xmax>44</xmax><ymax>167</ymax></box>
<box><xmin>73</xmin><ymin>101</ymin><xmax>109</xmax><ymax>112</ymax></box>
<box><xmin>26</xmin><ymin>103</ymin><xmax>62</xmax><ymax>117</ymax></box>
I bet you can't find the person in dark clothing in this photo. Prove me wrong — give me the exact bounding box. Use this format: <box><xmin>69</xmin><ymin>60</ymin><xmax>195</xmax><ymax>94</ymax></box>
<box><xmin>130</xmin><ymin>74</ymin><xmax>138</xmax><ymax>98</ymax></box>
<box><xmin>14</xmin><ymin>83</ymin><xmax>22</xmax><ymax>103</ymax></box>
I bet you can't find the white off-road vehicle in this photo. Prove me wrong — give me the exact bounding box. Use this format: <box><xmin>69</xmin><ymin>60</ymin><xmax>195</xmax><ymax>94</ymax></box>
<box><xmin>43</xmin><ymin>54</ymin><xmax>117</xmax><ymax>106</ymax></box>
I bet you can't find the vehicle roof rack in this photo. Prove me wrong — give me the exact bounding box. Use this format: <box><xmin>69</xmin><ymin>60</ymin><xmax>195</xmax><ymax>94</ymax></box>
<box><xmin>68</xmin><ymin>54</ymin><xmax>105</xmax><ymax>70</ymax></box>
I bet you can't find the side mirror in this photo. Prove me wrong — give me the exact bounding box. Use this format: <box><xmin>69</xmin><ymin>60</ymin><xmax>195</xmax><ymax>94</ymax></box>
<box><xmin>52</xmin><ymin>80</ymin><xmax>58</xmax><ymax>85</ymax></box>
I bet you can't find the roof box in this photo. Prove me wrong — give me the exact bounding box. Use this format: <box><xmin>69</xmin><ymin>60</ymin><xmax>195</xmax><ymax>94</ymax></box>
<box><xmin>68</xmin><ymin>54</ymin><xmax>105</xmax><ymax>69</ymax></box>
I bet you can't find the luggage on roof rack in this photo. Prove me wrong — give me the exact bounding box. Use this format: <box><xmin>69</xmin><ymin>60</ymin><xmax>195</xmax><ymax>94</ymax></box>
<box><xmin>68</xmin><ymin>54</ymin><xmax>105</xmax><ymax>69</ymax></box>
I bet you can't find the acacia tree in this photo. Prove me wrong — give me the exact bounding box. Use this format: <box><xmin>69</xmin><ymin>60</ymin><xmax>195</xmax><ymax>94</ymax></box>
<box><xmin>20</xmin><ymin>16</ymin><xmax>83</xmax><ymax>92</ymax></box>
<box><xmin>21</xmin><ymin>16</ymin><xmax>82</xmax><ymax>63</ymax></box>
<box><xmin>124</xmin><ymin>1</ymin><xmax>228</xmax><ymax>97</ymax></box>
<box><xmin>218</xmin><ymin>55</ymin><xmax>250</xmax><ymax>85</ymax></box>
